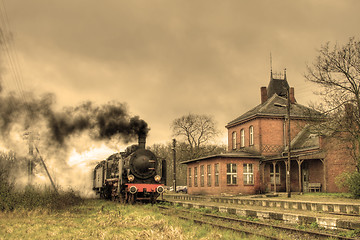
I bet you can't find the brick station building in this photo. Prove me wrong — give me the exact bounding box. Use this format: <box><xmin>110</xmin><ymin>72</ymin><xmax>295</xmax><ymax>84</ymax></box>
<box><xmin>183</xmin><ymin>70</ymin><xmax>356</xmax><ymax>195</ymax></box>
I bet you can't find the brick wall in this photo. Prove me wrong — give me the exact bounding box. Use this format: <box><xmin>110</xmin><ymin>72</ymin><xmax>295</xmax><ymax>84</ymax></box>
<box><xmin>259</xmin><ymin>118</ymin><xmax>284</xmax><ymax>155</ymax></box>
<box><xmin>322</xmin><ymin>135</ymin><xmax>357</xmax><ymax>192</ymax></box>
<box><xmin>309</xmin><ymin>160</ymin><xmax>324</xmax><ymax>184</ymax></box>
<box><xmin>227</xmin><ymin>117</ymin><xmax>307</xmax><ymax>156</ymax></box>
<box><xmin>227</xmin><ymin>119</ymin><xmax>261</xmax><ymax>152</ymax></box>
<box><xmin>187</xmin><ymin>157</ymin><xmax>261</xmax><ymax>195</ymax></box>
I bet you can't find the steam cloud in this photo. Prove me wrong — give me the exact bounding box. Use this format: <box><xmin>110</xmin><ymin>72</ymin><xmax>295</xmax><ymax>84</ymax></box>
<box><xmin>0</xmin><ymin>82</ymin><xmax>150</xmax><ymax>197</ymax></box>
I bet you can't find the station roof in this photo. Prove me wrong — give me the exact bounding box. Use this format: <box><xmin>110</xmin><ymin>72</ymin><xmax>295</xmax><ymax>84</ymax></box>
<box><xmin>181</xmin><ymin>151</ymin><xmax>263</xmax><ymax>164</ymax></box>
<box><xmin>226</xmin><ymin>94</ymin><xmax>322</xmax><ymax>128</ymax></box>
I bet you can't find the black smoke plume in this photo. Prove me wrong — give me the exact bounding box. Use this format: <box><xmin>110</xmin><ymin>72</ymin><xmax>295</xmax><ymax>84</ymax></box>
<box><xmin>44</xmin><ymin>101</ymin><xmax>150</xmax><ymax>146</ymax></box>
<box><xmin>0</xmin><ymin>88</ymin><xmax>150</xmax><ymax>148</ymax></box>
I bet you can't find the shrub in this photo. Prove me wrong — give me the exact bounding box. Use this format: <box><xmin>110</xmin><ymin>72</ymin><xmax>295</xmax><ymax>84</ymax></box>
<box><xmin>0</xmin><ymin>181</ymin><xmax>16</xmax><ymax>211</ymax></box>
<box><xmin>346</xmin><ymin>172</ymin><xmax>360</xmax><ymax>198</ymax></box>
<box><xmin>1</xmin><ymin>184</ymin><xmax>83</xmax><ymax>211</ymax></box>
<box><xmin>336</xmin><ymin>171</ymin><xmax>360</xmax><ymax>198</ymax></box>
<box><xmin>0</xmin><ymin>151</ymin><xmax>83</xmax><ymax>211</ymax></box>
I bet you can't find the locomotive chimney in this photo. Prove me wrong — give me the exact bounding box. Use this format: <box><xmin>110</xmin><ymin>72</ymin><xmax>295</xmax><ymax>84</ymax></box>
<box><xmin>138</xmin><ymin>133</ymin><xmax>146</xmax><ymax>149</ymax></box>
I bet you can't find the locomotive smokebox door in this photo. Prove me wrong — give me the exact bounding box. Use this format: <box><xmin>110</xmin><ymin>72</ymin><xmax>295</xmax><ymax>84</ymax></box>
<box><xmin>130</xmin><ymin>149</ymin><xmax>157</xmax><ymax>179</ymax></box>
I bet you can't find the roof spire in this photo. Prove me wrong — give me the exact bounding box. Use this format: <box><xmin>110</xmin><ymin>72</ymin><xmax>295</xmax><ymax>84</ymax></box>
<box><xmin>267</xmin><ymin>66</ymin><xmax>290</xmax><ymax>98</ymax></box>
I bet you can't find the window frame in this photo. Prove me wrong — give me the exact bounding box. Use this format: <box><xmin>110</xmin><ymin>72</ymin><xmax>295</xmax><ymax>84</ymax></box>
<box><xmin>214</xmin><ymin>163</ymin><xmax>219</xmax><ymax>186</ymax></box>
<box><xmin>243</xmin><ymin>163</ymin><xmax>254</xmax><ymax>185</ymax></box>
<box><xmin>188</xmin><ymin>168</ymin><xmax>192</xmax><ymax>187</ymax></box>
<box><xmin>232</xmin><ymin>131</ymin><xmax>237</xmax><ymax>150</ymax></box>
<box><xmin>194</xmin><ymin>167</ymin><xmax>198</xmax><ymax>187</ymax></box>
<box><xmin>270</xmin><ymin>164</ymin><xmax>280</xmax><ymax>185</ymax></box>
<box><xmin>200</xmin><ymin>165</ymin><xmax>205</xmax><ymax>187</ymax></box>
<box><xmin>207</xmin><ymin>165</ymin><xmax>211</xmax><ymax>187</ymax></box>
<box><xmin>249</xmin><ymin>126</ymin><xmax>254</xmax><ymax>146</ymax></box>
<box><xmin>226</xmin><ymin>163</ymin><xmax>237</xmax><ymax>185</ymax></box>
<box><xmin>240</xmin><ymin>129</ymin><xmax>245</xmax><ymax>148</ymax></box>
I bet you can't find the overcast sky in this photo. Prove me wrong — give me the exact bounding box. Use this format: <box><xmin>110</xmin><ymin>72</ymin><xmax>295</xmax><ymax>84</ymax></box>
<box><xmin>2</xmin><ymin>0</ymin><xmax>360</xmax><ymax>147</ymax></box>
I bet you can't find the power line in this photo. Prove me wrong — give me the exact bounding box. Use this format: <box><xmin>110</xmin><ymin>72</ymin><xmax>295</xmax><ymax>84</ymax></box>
<box><xmin>0</xmin><ymin>1</ymin><xmax>57</xmax><ymax>190</ymax></box>
<box><xmin>0</xmin><ymin>0</ymin><xmax>28</xmax><ymax>104</ymax></box>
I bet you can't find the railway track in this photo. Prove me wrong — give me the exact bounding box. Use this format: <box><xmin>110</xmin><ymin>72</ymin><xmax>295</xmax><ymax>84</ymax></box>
<box><xmin>157</xmin><ymin>204</ymin><xmax>358</xmax><ymax>240</ymax></box>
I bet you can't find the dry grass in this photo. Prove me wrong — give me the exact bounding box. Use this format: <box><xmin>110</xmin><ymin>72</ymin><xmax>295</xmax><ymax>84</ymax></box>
<box><xmin>0</xmin><ymin>199</ymin><xmax>255</xmax><ymax>240</ymax></box>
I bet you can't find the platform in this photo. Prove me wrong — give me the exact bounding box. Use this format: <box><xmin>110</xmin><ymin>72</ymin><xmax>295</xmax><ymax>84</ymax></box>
<box><xmin>164</xmin><ymin>194</ymin><xmax>360</xmax><ymax>230</ymax></box>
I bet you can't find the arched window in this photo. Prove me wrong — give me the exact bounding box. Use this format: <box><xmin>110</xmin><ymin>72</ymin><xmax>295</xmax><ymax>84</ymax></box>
<box><xmin>240</xmin><ymin>129</ymin><xmax>245</xmax><ymax>148</ymax></box>
<box><xmin>232</xmin><ymin>131</ymin><xmax>237</xmax><ymax>150</ymax></box>
<box><xmin>249</xmin><ymin>126</ymin><xmax>254</xmax><ymax>146</ymax></box>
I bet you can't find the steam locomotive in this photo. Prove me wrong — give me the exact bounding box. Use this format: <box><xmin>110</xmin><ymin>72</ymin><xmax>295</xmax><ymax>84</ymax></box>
<box><xmin>92</xmin><ymin>134</ymin><xmax>166</xmax><ymax>204</ymax></box>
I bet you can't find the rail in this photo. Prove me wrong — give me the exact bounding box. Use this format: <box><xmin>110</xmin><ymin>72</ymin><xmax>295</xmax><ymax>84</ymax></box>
<box><xmin>157</xmin><ymin>203</ymin><xmax>358</xmax><ymax>240</ymax></box>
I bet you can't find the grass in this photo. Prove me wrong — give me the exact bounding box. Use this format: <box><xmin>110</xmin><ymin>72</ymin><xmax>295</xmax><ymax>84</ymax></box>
<box><xmin>0</xmin><ymin>199</ymin><xmax>264</xmax><ymax>240</ymax></box>
<box><xmin>0</xmin><ymin>184</ymin><xmax>83</xmax><ymax>211</ymax></box>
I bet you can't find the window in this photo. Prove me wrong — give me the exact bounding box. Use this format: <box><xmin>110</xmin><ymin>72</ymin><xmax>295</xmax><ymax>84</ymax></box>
<box><xmin>207</xmin><ymin>165</ymin><xmax>211</xmax><ymax>187</ymax></box>
<box><xmin>200</xmin><ymin>165</ymin><xmax>204</xmax><ymax>187</ymax></box>
<box><xmin>214</xmin><ymin>163</ymin><xmax>219</xmax><ymax>186</ymax></box>
<box><xmin>226</xmin><ymin>163</ymin><xmax>237</xmax><ymax>185</ymax></box>
<box><xmin>232</xmin><ymin>131</ymin><xmax>237</xmax><ymax>150</ymax></box>
<box><xmin>243</xmin><ymin>163</ymin><xmax>254</xmax><ymax>185</ymax></box>
<box><xmin>249</xmin><ymin>126</ymin><xmax>254</xmax><ymax>146</ymax></box>
<box><xmin>188</xmin><ymin>168</ymin><xmax>192</xmax><ymax>187</ymax></box>
<box><xmin>270</xmin><ymin>164</ymin><xmax>280</xmax><ymax>185</ymax></box>
<box><xmin>240</xmin><ymin>129</ymin><xmax>245</xmax><ymax>148</ymax></box>
<box><xmin>194</xmin><ymin>167</ymin><xmax>198</xmax><ymax>187</ymax></box>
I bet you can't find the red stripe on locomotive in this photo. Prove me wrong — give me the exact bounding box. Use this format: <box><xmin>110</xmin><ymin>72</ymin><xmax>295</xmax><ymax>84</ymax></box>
<box><xmin>125</xmin><ymin>183</ymin><xmax>163</xmax><ymax>192</ymax></box>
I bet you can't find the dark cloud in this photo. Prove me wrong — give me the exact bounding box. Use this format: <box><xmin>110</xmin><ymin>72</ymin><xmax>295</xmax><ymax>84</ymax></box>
<box><xmin>2</xmin><ymin>0</ymin><xmax>360</xmax><ymax>144</ymax></box>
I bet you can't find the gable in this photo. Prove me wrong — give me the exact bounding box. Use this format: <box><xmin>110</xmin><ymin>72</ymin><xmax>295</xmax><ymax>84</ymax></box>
<box><xmin>290</xmin><ymin>125</ymin><xmax>320</xmax><ymax>151</ymax></box>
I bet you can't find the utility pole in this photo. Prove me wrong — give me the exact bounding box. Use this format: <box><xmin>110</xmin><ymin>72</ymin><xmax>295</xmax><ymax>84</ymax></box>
<box><xmin>273</xmin><ymin>70</ymin><xmax>292</xmax><ymax>198</ymax></box>
<box><xmin>172</xmin><ymin>139</ymin><xmax>176</xmax><ymax>192</ymax></box>
<box><xmin>286</xmin><ymin>85</ymin><xmax>292</xmax><ymax>198</ymax></box>
<box><xmin>23</xmin><ymin>131</ymin><xmax>58</xmax><ymax>193</ymax></box>
<box><xmin>23</xmin><ymin>131</ymin><xmax>38</xmax><ymax>185</ymax></box>
<box><xmin>35</xmin><ymin>146</ymin><xmax>58</xmax><ymax>194</ymax></box>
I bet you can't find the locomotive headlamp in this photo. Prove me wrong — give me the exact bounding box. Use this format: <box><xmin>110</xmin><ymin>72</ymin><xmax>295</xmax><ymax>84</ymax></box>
<box><xmin>154</xmin><ymin>175</ymin><xmax>161</xmax><ymax>182</ymax></box>
<box><xmin>156</xmin><ymin>186</ymin><xmax>164</xmax><ymax>194</ymax></box>
<box><xmin>127</xmin><ymin>175</ymin><xmax>135</xmax><ymax>182</ymax></box>
<box><xmin>129</xmin><ymin>186</ymin><xmax>137</xmax><ymax>194</ymax></box>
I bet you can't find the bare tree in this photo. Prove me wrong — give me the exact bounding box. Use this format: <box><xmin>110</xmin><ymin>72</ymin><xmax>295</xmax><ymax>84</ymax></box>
<box><xmin>305</xmin><ymin>37</ymin><xmax>360</xmax><ymax>170</ymax></box>
<box><xmin>149</xmin><ymin>141</ymin><xmax>226</xmax><ymax>186</ymax></box>
<box><xmin>171</xmin><ymin>113</ymin><xmax>220</xmax><ymax>159</ymax></box>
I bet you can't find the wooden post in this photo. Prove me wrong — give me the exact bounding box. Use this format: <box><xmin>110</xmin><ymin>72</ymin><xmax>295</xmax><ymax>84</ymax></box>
<box><xmin>297</xmin><ymin>159</ymin><xmax>304</xmax><ymax>193</ymax></box>
<box><xmin>272</xmin><ymin>162</ymin><xmax>277</xmax><ymax>193</ymax></box>
<box><xmin>321</xmin><ymin>159</ymin><xmax>327</xmax><ymax>192</ymax></box>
